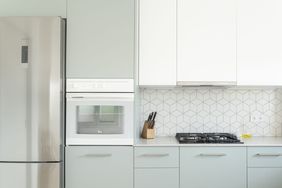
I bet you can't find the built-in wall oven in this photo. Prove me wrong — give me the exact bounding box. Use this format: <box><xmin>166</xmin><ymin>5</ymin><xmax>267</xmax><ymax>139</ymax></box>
<box><xmin>66</xmin><ymin>79</ymin><xmax>134</xmax><ymax>145</ymax></box>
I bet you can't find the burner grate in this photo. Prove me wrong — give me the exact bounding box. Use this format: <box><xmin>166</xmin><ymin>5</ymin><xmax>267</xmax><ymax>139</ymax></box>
<box><xmin>176</xmin><ymin>133</ymin><xmax>243</xmax><ymax>144</ymax></box>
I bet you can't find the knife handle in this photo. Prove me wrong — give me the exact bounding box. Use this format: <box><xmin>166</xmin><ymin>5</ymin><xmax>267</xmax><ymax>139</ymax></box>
<box><xmin>147</xmin><ymin>112</ymin><xmax>154</xmax><ymax>121</ymax></box>
<box><xmin>152</xmin><ymin>112</ymin><xmax>157</xmax><ymax>121</ymax></box>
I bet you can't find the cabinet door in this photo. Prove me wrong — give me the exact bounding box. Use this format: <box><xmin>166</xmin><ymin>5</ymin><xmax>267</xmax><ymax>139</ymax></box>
<box><xmin>67</xmin><ymin>0</ymin><xmax>134</xmax><ymax>79</ymax></box>
<box><xmin>237</xmin><ymin>0</ymin><xmax>282</xmax><ymax>86</ymax></box>
<box><xmin>66</xmin><ymin>146</ymin><xmax>133</xmax><ymax>188</ymax></box>
<box><xmin>135</xmin><ymin>168</ymin><xmax>179</xmax><ymax>188</ymax></box>
<box><xmin>180</xmin><ymin>147</ymin><xmax>246</xmax><ymax>188</ymax></box>
<box><xmin>248</xmin><ymin>168</ymin><xmax>282</xmax><ymax>188</ymax></box>
<box><xmin>0</xmin><ymin>0</ymin><xmax>66</xmax><ymax>17</ymax></box>
<box><xmin>138</xmin><ymin>0</ymin><xmax>176</xmax><ymax>86</ymax></box>
<box><xmin>177</xmin><ymin>0</ymin><xmax>237</xmax><ymax>85</ymax></box>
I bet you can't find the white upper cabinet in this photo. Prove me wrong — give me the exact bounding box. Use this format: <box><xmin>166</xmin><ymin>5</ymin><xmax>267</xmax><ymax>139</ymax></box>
<box><xmin>0</xmin><ymin>0</ymin><xmax>66</xmax><ymax>17</ymax></box>
<box><xmin>67</xmin><ymin>0</ymin><xmax>135</xmax><ymax>79</ymax></box>
<box><xmin>237</xmin><ymin>0</ymin><xmax>282</xmax><ymax>86</ymax></box>
<box><xmin>177</xmin><ymin>0</ymin><xmax>237</xmax><ymax>85</ymax></box>
<box><xmin>138</xmin><ymin>0</ymin><xmax>177</xmax><ymax>86</ymax></box>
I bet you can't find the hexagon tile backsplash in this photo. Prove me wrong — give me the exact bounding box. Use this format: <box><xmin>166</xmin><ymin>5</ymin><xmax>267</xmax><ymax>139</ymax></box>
<box><xmin>140</xmin><ymin>88</ymin><xmax>282</xmax><ymax>137</ymax></box>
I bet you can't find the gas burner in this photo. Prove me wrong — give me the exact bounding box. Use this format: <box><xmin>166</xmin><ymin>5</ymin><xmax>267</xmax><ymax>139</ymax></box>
<box><xmin>176</xmin><ymin>133</ymin><xmax>243</xmax><ymax>144</ymax></box>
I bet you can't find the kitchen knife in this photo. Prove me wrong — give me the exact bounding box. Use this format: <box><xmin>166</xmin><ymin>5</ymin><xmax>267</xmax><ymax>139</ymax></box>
<box><xmin>152</xmin><ymin>112</ymin><xmax>157</xmax><ymax>122</ymax></box>
<box><xmin>147</xmin><ymin>112</ymin><xmax>153</xmax><ymax>122</ymax></box>
<box><xmin>150</xmin><ymin>112</ymin><xmax>157</xmax><ymax>128</ymax></box>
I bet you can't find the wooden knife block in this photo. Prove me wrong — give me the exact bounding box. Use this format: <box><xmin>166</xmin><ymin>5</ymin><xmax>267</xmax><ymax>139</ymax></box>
<box><xmin>141</xmin><ymin>121</ymin><xmax>155</xmax><ymax>139</ymax></box>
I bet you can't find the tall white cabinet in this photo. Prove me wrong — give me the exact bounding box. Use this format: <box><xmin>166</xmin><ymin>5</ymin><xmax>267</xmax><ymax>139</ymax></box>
<box><xmin>177</xmin><ymin>0</ymin><xmax>237</xmax><ymax>85</ymax></box>
<box><xmin>138</xmin><ymin>0</ymin><xmax>176</xmax><ymax>86</ymax></box>
<box><xmin>237</xmin><ymin>0</ymin><xmax>282</xmax><ymax>86</ymax></box>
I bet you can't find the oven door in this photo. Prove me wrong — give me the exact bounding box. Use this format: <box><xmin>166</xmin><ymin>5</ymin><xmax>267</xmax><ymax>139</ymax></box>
<box><xmin>66</xmin><ymin>93</ymin><xmax>134</xmax><ymax>145</ymax></box>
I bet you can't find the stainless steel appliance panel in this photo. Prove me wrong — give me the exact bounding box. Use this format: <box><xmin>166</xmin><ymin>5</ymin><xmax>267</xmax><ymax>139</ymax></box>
<box><xmin>0</xmin><ymin>162</ymin><xmax>61</xmax><ymax>188</ymax></box>
<box><xmin>0</xmin><ymin>17</ymin><xmax>63</xmax><ymax>162</ymax></box>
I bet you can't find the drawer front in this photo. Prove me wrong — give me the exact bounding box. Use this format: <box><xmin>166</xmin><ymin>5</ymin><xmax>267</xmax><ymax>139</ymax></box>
<box><xmin>134</xmin><ymin>147</ymin><xmax>179</xmax><ymax>168</ymax></box>
<box><xmin>248</xmin><ymin>168</ymin><xmax>282</xmax><ymax>188</ymax></box>
<box><xmin>180</xmin><ymin>147</ymin><xmax>246</xmax><ymax>188</ymax></box>
<box><xmin>248</xmin><ymin>147</ymin><xmax>282</xmax><ymax>167</ymax></box>
<box><xmin>66</xmin><ymin>146</ymin><xmax>133</xmax><ymax>188</ymax></box>
<box><xmin>135</xmin><ymin>168</ymin><xmax>179</xmax><ymax>188</ymax></box>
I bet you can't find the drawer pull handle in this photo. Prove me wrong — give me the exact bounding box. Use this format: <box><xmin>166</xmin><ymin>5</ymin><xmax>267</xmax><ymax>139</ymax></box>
<box><xmin>199</xmin><ymin>153</ymin><xmax>226</xmax><ymax>157</ymax></box>
<box><xmin>255</xmin><ymin>153</ymin><xmax>282</xmax><ymax>157</ymax></box>
<box><xmin>81</xmin><ymin>154</ymin><xmax>112</xmax><ymax>158</ymax></box>
<box><xmin>140</xmin><ymin>154</ymin><xmax>170</xmax><ymax>157</ymax></box>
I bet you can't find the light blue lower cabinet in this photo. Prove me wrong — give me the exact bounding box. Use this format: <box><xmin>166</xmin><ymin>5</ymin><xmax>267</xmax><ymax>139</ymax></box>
<box><xmin>65</xmin><ymin>146</ymin><xmax>133</xmax><ymax>188</ymax></box>
<box><xmin>248</xmin><ymin>168</ymin><xmax>282</xmax><ymax>188</ymax></box>
<box><xmin>135</xmin><ymin>168</ymin><xmax>179</xmax><ymax>188</ymax></box>
<box><xmin>247</xmin><ymin>147</ymin><xmax>282</xmax><ymax>188</ymax></box>
<box><xmin>134</xmin><ymin>147</ymin><xmax>179</xmax><ymax>188</ymax></box>
<box><xmin>180</xmin><ymin>147</ymin><xmax>247</xmax><ymax>188</ymax></box>
<box><xmin>65</xmin><ymin>145</ymin><xmax>282</xmax><ymax>188</ymax></box>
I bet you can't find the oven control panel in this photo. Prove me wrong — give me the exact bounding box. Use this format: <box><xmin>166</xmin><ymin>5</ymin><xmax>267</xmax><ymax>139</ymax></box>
<box><xmin>66</xmin><ymin>79</ymin><xmax>134</xmax><ymax>93</ymax></box>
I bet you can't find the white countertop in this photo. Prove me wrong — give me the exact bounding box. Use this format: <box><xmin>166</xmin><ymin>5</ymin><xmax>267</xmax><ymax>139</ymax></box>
<box><xmin>135</xmin><ymin>136</ymin><xmax>282</xmax><ymax>147</ymax></box>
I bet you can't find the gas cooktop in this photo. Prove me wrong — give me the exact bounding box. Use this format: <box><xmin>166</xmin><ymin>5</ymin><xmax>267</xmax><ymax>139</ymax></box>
<box><xmin>176</xmin><ymin>133</ymin><xmax>243</xmax><ymax>144</ymax></box>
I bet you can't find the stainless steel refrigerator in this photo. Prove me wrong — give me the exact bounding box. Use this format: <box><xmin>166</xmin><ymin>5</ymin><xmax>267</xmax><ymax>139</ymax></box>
<box><xmin>0</xmin><ymin>17</ymin><xmax>65</xmax><ymax>188</ymax></box>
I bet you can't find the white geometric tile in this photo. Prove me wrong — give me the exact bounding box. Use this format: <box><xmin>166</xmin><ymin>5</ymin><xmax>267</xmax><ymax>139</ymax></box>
<box><xmin>140</xmin><ymin>88</ymin><xmax>282</xmax><ymax>137</ymax></box>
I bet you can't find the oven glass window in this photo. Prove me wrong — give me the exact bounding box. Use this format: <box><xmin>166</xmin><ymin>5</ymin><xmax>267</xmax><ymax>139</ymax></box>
<box><xmin>76</xmin><ymin>105</ymin><xmax>124</xmax><ymax>134</ymax></box>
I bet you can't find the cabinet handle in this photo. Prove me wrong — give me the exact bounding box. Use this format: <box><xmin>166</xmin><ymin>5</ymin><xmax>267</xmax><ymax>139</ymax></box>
<box><xmin>140</xmin><ymin>153</ymin><xmax>170</xmax><ymax>157</ymax></box>
<box><xmin>199</xmin><ymin>153</ymin><xmax>226</xmax><ymax>157</ymax></box>
<box><xmin>81</xmin><ymin>154</ymin><xmax>112</xmax><ymax>158</ymax></box>
<box><xmin>255</xmin><ymin>153</ymin><xmax>282</xmax><ymax>157</ymax></box>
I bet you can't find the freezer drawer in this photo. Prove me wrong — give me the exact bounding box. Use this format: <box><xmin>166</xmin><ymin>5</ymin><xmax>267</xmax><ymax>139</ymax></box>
<box><xmin>0</xmin><ymin>162</ymin><xmax>61</xmax><ymax>188</ymax></box>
